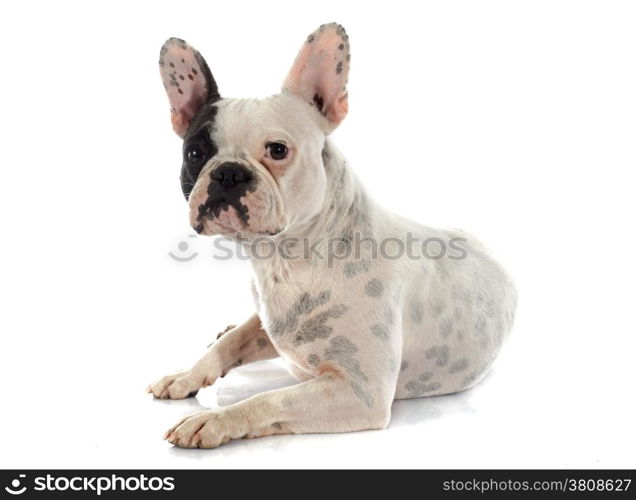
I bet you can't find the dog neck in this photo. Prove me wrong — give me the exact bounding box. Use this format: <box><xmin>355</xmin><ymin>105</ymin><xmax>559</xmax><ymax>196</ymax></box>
<box><xmin>249</xmin><ymin>139</ymin><xmax>375</xmax><ymax>283</ymax></box>
<box><xmin>296</xmin><ymin>139</ymin><xmax>371</xmax><ymax>239</ymax></box>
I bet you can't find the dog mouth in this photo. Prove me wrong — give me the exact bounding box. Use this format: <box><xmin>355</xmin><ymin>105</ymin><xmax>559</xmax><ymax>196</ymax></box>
<box><xmin>189</xmin><ymin>166</ymin><xmax>285</xmax><ymax>238</ymax></box>
<box><xmin>194</xmin><ymin>204</ymin><xmax>246</xmax><ymax>235</ymax></box>
<box><xmin>193</xmin><ymin>206</ymin><xmax>283</xmax><ymax>237</ymax></box>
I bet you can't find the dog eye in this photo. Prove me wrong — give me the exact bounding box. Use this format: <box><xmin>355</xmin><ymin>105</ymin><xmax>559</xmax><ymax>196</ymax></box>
<box><xmin>267</xmin><ymin>142</ymin><xmax>288</xmax><ymax>160</ymax></box>
<box><xmin>186</xmin><ymin>145</ymin><xmax>206</xmax><ymax>164</ymax></box>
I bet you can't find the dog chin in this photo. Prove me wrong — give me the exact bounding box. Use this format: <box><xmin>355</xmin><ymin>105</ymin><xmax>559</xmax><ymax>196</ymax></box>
<box><xmin>191</xmin><ymin>206</ymin><xmax>282</xmax><ymax>239</ymax></box>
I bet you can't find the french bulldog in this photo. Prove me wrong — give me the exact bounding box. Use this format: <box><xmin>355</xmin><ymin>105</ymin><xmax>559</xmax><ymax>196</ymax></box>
<box><xmin>148</xmin><ymin>23</ymin><xmax>517</xmax><ymax>449</ymax></box>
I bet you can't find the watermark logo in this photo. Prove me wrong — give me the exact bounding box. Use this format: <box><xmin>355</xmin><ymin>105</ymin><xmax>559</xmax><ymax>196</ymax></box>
<box><xmin>168</xmin><ymin>231</ymin><xmax>468</xmax><ymax>265</ymax></box>
<box><xmin>4</xmin><ymin>474</ymin><xmax>27</xmax><ymax>495</ymax></box>
<box><xmin>168</xmin><ymin>234</ymin><xmax>199</xmax><ymax>262</ymax></box>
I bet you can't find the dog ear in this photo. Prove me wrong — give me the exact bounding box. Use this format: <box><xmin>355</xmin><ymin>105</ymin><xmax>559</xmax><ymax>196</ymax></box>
<box><xmin>159</xmin><ymin>38</ymin><xmax>220</xmax><ymax>138</ymax></box>
<box><xmin>283</xmin><ymin>23</ymin><xmax>351</xmax><ymax>128</ymax></box>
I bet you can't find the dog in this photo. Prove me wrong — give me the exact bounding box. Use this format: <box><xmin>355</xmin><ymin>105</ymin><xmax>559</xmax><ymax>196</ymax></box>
<box><xmin>148</xmin><ymin>23</ymin><xmax>517</xmax><ymax>449</ymax></box>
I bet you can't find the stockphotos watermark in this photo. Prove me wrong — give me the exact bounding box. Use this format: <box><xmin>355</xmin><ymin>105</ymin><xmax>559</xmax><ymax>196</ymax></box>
<box><xmin>3</xmin><ymin>473</ymin><xmax>174</xmax><ymax>496</ymax></box>
<box><xmin>168</xmin><ymin>231</ymin><xmax>468</xmax><ymax>264</ymax></box>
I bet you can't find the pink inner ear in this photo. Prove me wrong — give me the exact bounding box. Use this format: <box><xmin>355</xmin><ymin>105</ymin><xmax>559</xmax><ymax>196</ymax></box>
<box><xmin>159</xmin><ymin>39</ymin><xmax>211</xmax><ymax>137</ymax></box>
<box><xmin>283</xmin><ymin>24</ymin><xmax>351</xmax><ymax>126</ymax></box>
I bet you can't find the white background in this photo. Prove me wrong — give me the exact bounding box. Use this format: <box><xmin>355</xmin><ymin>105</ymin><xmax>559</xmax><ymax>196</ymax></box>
<box><xmin>0</xmin><ymin>0</ymin><xmax>635</xmax><ymax>469</ymax></box>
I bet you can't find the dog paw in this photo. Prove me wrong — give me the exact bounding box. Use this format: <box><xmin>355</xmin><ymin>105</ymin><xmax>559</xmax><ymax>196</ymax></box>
<box><xmin>147</xmin><ymin>371</ymin><xmax>203</xmax><ymax>400</ymax></box>
<box><xmin>164</xmin><ymin>410</ymin><xmax>235</xmax><ymax>449</ymax></box>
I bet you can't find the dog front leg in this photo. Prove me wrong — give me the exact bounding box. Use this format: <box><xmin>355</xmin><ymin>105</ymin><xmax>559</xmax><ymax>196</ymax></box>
<box><xmin>148</xmin><ymin>314</ymin><xmax>278</xmax><ymax>399</ymax></box>
<box><xmin>164</xmin><ymin>373</ymin><xmax>392</xmax><ymax>448</ymax></box>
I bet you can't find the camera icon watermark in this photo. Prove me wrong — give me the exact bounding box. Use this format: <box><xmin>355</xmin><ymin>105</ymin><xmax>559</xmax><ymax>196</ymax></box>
<box><xmin>168</xmin><ymin>234</ymin><xmax>199</xmax><ymax>262</ymax></box>
<box><xmin>5</xmin><ymin>474</ymin><xmax>27</xmax><ymax>495</ymax></box>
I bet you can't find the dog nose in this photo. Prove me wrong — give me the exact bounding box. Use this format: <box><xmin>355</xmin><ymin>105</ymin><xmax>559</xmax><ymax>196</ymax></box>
<box><xmin>211</xmin><ymin>162</ymin><xmax>252</xmax><ymax>188</ymax></box>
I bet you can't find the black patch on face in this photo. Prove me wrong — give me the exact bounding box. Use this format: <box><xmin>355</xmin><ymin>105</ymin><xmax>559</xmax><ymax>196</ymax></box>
<box><xmin>180</xmin><ymin>104</ymin><xmax>219</xmax><ymax>200</ymax></box>
<box><xmin>196</xmin><ymin>162</ymin><xmax>258</xmax><ymax>227</ymax></box>
<box><xmin>174</xmin><ymin>43</ymin><xmax>222</xmax><ymax>200</ymax></box>
<box><xmin>313</xmin><ymin>93</ymin><xmax>324</xmax><ymax>113</ymax></box>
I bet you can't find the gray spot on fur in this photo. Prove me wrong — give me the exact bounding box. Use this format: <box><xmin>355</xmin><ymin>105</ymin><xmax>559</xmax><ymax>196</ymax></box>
<box><xmin>440</xmin><ymin>318</ymin><xmax>453</xmax><ymax>337</ymax></box>
<box><xmin>271</xmin><ymin>422</ymin><xmax>282</xmax><ymax>430</ymax></box>
<box><xmin>271</xmin><ymin>290</ymin><xmax>332</xmax><ymax>337</ymax></box>
<box><xmin>345</xmin><ymin>191</ymin><xmax>373</xmax><ymax>238</ymax></box>
<box><xmin>409</xmin><ymin>298</ymin><xmax>424</xmax><ymax>323</ymax></box>
<box><xmin>449</xmin><ymin>358</ymin><xmax>469</xmax><ymax>373</ymax></box>
<box><xmin>400</xmin><ymin>360</ymin><xmax>409</xmax><ymax>371</ymax></box>
<box><xmin>298</xmin><ymin>291</ymin><xmax>331</xmax><ymax>316</ymax></box>
<box><xmin>330</xmin><ymin>223</ymin><xmax>353</xmax><ymax>254</ymax></box>
<box><xmin>371</xmin><ymin>323</ymin><xmax>390</xmax><ymax>341</ymax></box>
<box><xmin>425</xmin><ymin>345</ymin><xmax>449</xmax><ymax>367</ymax></box>
<box><xmin>344</xmin><ymin>260</ymin><xmax>370</xmax><ymax>278</ymax></box>
<box><xmin>324</xmin><ymin>336</ymin><xmax>372</xmax><ymax>407</ymax></box>
<box><xmin>325</xmin><ymin>335</ymin><xmax>358</xmax><ymax>359</ymax></box>
<box><xmin>307</xmin><ymin>354</ymin><xmax>320</xmax><ymax>366</ymax></box>
<box><xmin>404</xmin><ymin>380</ymin><xmax>442</xmax><ymax>397</ymax></box>
<box><xmin>418</xmin><ymin>371</ymin><xmax>434</xmax><ymax>382</ymax></box>
<box><xmin>294</xmin><ymin>304</ymin><xmax>348</xmax><ymax>345</ymax></box>
<box><xmin>365</xmin><ymin>279</ymin><xmax>384</xmax><ymax>297</ymax></box>
<box><xmin>350</xmin><ymin>381</ymin><xmax>373</xmax><ymax>408</ymax></box>
<box><xmin>256</xmin><ymin>338</ymin><xmax>268</xmax><ymax>348</ymax></box>
<box><xmin>462</xmin><ymin>370</ymin><xmax>483</xmax><ymax>387</ymax></box>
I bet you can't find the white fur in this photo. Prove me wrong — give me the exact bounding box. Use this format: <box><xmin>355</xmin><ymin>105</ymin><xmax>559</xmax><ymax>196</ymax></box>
<box><xmin>150</xmin><ymin>25</ymin><xmax>517</xmax><ymax>449</ymax></box>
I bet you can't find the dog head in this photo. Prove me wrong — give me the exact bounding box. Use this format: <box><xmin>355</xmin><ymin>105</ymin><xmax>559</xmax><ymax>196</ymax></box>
<box><xmin>158</xmin><ymin>24</ymin><xmax>351</xmax><ymax>239</ymax></box>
